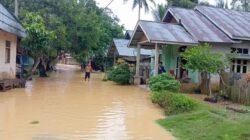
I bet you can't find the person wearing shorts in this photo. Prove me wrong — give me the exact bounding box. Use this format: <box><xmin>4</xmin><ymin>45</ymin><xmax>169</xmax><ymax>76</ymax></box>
<box><xmin>85</xmin><ymin>64</ymin><xmax>92</xmax><ymax>81</ymax></box>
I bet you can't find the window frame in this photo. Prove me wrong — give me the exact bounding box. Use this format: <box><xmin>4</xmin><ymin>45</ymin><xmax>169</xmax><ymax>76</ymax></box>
<box><xmin>5</xmin><ymin>41</ymin><xmax>11</xmax><ymax>64</ymax></box>
<box><xmin>231</xmin><ymin>59</ymin><xmax>248</xmax><ymax>73</ymax></box>
<box><xmin>231</xmin><ymin>47</ymin><xmax>249</xmax><ymax>55</ymax></box>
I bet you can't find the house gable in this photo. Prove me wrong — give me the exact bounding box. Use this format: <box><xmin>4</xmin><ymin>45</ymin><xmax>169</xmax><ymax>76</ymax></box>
<box><xmin>163</xmin><ymin>7</ymin><xmax>233</xmax><ymax>43</ymax></box>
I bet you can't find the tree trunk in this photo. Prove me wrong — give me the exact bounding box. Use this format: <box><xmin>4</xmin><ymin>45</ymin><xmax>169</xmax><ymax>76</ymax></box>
<box><xmin>39</xmin><ymin>57</ymin><xmax>48</xmax><ymax>77</ymax></box>
<box><xmin>208</xmin><ymin>73</ymin><xmax>212</xmax><ymax>97</ymax></box>
<box><xmin>32</xmin><ymin>58</ymin><xmax>41</xmax><ymax>73</ymax></box>
<box><xmin>200</xmin><ymin>72</ymin><xmax>210</xmax><ymax>95</ymax></box>
<box><xmin>26</xmin><ymin>58</ymin><xmax>41</xmax><ymax>80</ymax></box>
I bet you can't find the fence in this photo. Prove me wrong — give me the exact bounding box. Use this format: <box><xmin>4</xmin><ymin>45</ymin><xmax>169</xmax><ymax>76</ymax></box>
<box><xmin>221</xmin><ymin>72</ymin><xmax>250</xmax><ymax>105</ymax></box>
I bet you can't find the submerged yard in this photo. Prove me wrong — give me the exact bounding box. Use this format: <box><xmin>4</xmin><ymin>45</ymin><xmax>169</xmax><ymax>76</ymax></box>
<box><xmin>158</xmin><ymin>100</ymin><xmax>250</xmax><ymax>140</ymax></box>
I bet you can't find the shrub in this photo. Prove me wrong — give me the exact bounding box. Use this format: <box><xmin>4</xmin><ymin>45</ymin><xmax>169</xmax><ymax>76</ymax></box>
<box><xmin>149</xmin><ymin>73</ymin><xmax>181</xmax><ymax>92</ymax></box>
<box><xmin>151</xmin><ymin>91</ymin><xmax>197</xmax><ymax>115</ymax></box>
<box><xmin>165</xmin><ymin>93</ymin><xmax>197</xmax><ymax>115</ymax></box>
<box><xmin>151</xmin><ymin>91</ymin><xmax>171</xmax><ymax>107</ymax></box>
<box><xmin>107</xmin><ymin>63</ymin><xmax>132</xmax><ymax>85</ymax></box>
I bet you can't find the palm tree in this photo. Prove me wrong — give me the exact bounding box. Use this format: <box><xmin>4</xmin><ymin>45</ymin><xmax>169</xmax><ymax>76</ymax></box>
<box><xmin>151</xmin><ymin>3</ymin><xmax>168</xmax><ymax>22</ymax></box>
<box><xmin>124</xmin><ymin>0</ymin><xmax>156</xmax><ymax>20</ymax></box>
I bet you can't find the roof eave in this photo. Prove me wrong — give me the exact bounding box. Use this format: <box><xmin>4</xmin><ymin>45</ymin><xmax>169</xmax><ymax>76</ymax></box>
<box><xmin>150</xmin><ymin>40</ymin><xmax>198</xmax><ymax>46</ymax></box>
<box><xmin>127</xmin><ymin>20</ymin><xmax>151</xmax><ymax>48</ymax></box>
<box><xmin>231</xmin><ymin>36</ymin><xmax>250</xmax><ymax>41</ymax></box>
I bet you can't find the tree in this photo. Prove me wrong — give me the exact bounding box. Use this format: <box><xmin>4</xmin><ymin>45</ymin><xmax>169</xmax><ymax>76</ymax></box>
<box><xmin>124</xmin><ymin>0</ymin><xmax>156</xmax><ymax>20</ymax></box>
<box><xmin>231</xmin><ymin>0</ymin><xmax>250</xmax><ymax>12</ymax></box>
<box><xmin>181</xmin><ymin>43</ymin><xmax>231</xmax><ymax>96</ymax></box>
<box><xmin>1</xmin><ymin>0</ymin><xmax>124</xmax><ymax>71</ymax></box>
<box><xmin>216</xmin><ymin>0</ymin><xmax>229</xmax><ymax>9</ymax></box>
<box><xmin>198</xmin><ymin>1</ymin><xmax>213</xmax><ymax>6</ymax></box>
<box><xmin>152</xmin><ymin>3</ymin><xmax>168</xmax><ymax>21</ymax></box>
<box><xmin>168</xmin><ymin>0</ymin><xmax>198</xmax><ymax>8</ymax></box>
<box><xmin>22</xmin><ymin>12</ymin><xmax>55</xmax><ymax>78</ymax></box>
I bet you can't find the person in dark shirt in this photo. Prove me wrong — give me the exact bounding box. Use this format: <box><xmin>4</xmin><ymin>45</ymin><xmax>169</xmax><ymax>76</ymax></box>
<box><xmin>158</xmin><ymin>62</ymin><xmax>166</xmax><ymax>74</ymax></box>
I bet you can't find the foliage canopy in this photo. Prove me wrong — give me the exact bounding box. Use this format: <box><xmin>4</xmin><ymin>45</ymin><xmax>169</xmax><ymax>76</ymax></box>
<box><xmin>181</xmin><ymin>43</ymin><xmax>230</xmax><ymax>74</ymax></box>
<box><xmin>1</xmin><ymin>0</ymin><xmax>124</xmax><ymax>66</ymax></box>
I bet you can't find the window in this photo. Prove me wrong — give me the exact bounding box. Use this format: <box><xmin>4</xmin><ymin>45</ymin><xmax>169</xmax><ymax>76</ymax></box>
<box><xmin>231</xmin><ymin>59</ymin><xmax>248</xmax><ymax>73</ymax></box>
<box><xmin>179</xmin><ymin>46</ymin><xmax>186</xmax><ymax>52</ymax></box>
<box><xmin>231</xmin><ymin>48</ymin><xmax>249</xmax><ymax>54</ymax></box>
<box><xmin>5</xmin><ymin>41</ymin><xmax>11</xmax><ymax>64</ymax></box>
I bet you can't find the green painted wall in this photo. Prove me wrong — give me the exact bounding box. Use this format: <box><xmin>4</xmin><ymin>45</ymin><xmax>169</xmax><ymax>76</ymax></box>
<box><xmin>162</xmin><ymin>45</ymin><xmax>177</xmax><ymax>73</ymax></box>
<box><xmin>162</xmin><ymin>45</ymin><xmax>199</xmax><ymax>83</ymax></box>
<box><xmin>188</xmin><ymin>70</ymin><xmax>199</xmax><ymax>83</ymax></box>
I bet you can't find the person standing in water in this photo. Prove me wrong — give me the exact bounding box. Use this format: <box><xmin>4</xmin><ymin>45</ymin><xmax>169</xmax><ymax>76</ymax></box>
<box><xmin>85</xmin><ymin>63</ymin><xmax>92</xmax><ymax>81</ymax></box>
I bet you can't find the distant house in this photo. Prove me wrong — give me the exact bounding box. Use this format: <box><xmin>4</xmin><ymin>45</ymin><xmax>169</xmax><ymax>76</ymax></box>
<box><xmin>107</xmin><ymin>30</ymin><xmax>152</xmax><ymax>83</ymax></box>
<box><xmin>108</xmin><ymin>30</ymin><xmax>151</xmax><ymax>64</ymax></box>
<box><xmin>129</xmin><ymin>6</ymin><xmax>250</xmax><ymax>84</ymax></box>
<box><xmin>0</xmin><ymin>4</ymin><xmax>26</xmax><ymax>80</ymax></box>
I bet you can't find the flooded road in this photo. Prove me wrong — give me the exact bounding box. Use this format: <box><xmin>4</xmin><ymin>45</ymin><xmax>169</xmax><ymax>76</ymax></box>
<box><xmin>0</xmin><ymin>64</ymin><xmax>175</xmax><ymax>140</ymax></box>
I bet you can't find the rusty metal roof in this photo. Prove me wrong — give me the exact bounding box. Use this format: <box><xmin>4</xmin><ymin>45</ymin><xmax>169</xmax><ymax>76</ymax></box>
<box><xmin>0</xmin><ymin>4</ymin><xmax>26</xmax><ymax>37</ymax></box>
<box><xmin>113</xmin><ymin>39</ymin><xmax>151</xmax><ymax>56</ymax></box>
<box><xmin>166</xmin><ymin>7</ymin><xmax>234</xmax><ymax>43</ymax></box>
<box><xmin>138</xmin><ymin>20</ymin><xmax>198</xmax><ymax>46</ymax></box>
<box><xmin>196</xmin><ymin>6</ymin><xmax>250</xmax><ymax>40</ymax></box>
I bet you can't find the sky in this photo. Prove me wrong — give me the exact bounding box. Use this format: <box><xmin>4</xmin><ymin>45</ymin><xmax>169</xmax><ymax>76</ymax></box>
<box><xmin>95</xmin><ymin>0</ymin><xmax>227</xmax><ymax>30</ymax></box>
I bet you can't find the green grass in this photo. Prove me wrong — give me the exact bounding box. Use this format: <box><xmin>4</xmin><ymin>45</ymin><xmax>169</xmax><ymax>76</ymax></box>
<box><xmin>158</xmin><ymin>103</ymin><xmax>250</xmax><ymax>140</ymax></box>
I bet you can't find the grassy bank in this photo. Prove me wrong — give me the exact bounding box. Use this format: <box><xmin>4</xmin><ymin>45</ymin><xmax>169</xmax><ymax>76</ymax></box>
<box><xmin>158</xmin><ymin>103</ymin><xmax>250</xmax><ymax>140</ymax></box>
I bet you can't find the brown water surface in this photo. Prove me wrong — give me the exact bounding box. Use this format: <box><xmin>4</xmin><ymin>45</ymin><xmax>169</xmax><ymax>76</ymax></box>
<box><xmin>0</xmin><ymin>64</ymin><xmax>175</xmax><ymax>140</ymax></box>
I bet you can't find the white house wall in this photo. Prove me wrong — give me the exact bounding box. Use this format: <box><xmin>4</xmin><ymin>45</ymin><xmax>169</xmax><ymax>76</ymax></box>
<box><xmin>0</xmin><ymin>31</ymin><xmax>17</xmax><ymax>80</ymax></box>
<box><xmin>208</xmin><ymin>42</ymin><xmax>250</xmax><ymax>83</ymax></box>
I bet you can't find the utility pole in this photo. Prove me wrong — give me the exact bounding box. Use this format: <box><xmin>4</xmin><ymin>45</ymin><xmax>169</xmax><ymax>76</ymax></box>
<box><xmin>15</xmin><ymin>0</ymin><xmax>18</xmax><ymax>17</ymax></box>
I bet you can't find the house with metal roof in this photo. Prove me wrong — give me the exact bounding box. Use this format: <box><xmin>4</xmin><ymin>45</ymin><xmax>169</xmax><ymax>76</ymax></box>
<box><xmin>129</xmin><ymin>6</ymin><xmax>250</xmax><ymax>84</ymax></box>
<box><xmin>0</xmin><ymin>4</ymin><xmax>26</xmax><ymax>80</ymax></box>
<box><xmin>108</xmin><ymin>38</ymin><xmax>151</xmax><ymax>62</ymax></box>
<box><xmin>108</xmin><ymin>30</ymin><xmax>151</xmax><ymax>63</ymax></box>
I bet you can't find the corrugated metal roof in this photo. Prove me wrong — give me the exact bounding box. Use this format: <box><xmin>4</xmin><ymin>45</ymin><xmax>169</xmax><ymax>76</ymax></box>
<box><xmin>138</xmin><ymin>20</ymin><xmax>198</xmax><ymax>45</ymax></box>
<box><xmin>113</xmin><ymin>39</ymin><xmax>151</xmax><ymax>56</ymax></box>
<box><xmin>167</xmin><ymin>7</ymin><xmax>233</xmax><ymax>43</ymax></box>
<box><xmin>196</xmin><ymin>6</ymin><xmax>250</xmax><ymax>40</ymax></box>
<box><xmin>0</xmin><ymin>4</ymin><xmax>26</xmax><ymax>37</ymax></box>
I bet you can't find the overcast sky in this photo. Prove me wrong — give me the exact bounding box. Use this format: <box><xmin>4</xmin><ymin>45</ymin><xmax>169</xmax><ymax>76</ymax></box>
<box><xmin>95</xmin><ymin>0</ymin><xmax>226</xmax><ymax>30</ymax></box>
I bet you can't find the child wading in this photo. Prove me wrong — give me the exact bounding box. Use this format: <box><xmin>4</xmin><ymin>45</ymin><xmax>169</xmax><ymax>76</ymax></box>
<box><xmin>85</xmin><ymin>63</ymin><xmax>92</xmax><ymax>81</ymax></box>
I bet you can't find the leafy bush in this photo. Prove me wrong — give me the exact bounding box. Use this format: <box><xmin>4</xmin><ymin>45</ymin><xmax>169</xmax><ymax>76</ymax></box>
<box><xmin>107</xmin><ymin>63</ymin><xmax>132</xmax><ymax>85</ymax></box>
<box><xmin>151</xmin><ymin>91</ymin><xmax>171</xmax><ymax>107</ymax></box>
<box><xmin>151</xmin><ymin>91</ymin><xmax>197</xmax><ymax>115</ymax></box>
<box><xmin>165</xmin><ymin>93</ymin><xmax>197</xmax><ymax>115</ymax></box>
<box><xmin>149</xmin><ymin>73</ymin><xmax>181</xmax><ymax>92</ymax></box>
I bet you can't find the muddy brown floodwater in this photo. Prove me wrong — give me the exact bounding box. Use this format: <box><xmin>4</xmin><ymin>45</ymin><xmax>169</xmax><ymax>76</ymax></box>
<box><xmin>0</xmin><ymin>64</ymin><xmax>175</xmax><ymax>140</ymax></box>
